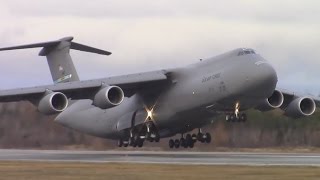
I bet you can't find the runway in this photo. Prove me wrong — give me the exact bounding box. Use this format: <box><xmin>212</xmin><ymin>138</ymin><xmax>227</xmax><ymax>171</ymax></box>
<box><xmin>0</xmin><ymin>149</ymin><xmax>319</xmax><ymax>166</ymax></box>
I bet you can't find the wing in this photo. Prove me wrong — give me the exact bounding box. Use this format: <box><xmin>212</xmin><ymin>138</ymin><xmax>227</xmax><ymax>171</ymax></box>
<box><xmin>0</xmin><ymin>70</ymin><xmax>170</xmax><ymax>102</ymax></box>
<box><xmin>277</xmin><ymin>88</ymin><xmax>320</xmax><ymax>107</ymax></box>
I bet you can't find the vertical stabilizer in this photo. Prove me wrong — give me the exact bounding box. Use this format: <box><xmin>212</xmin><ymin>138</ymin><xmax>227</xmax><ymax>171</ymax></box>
<box><xmin>39</xmin><ymin>37</ymin><xmax>79</xmax><ymax>83</ymax></box>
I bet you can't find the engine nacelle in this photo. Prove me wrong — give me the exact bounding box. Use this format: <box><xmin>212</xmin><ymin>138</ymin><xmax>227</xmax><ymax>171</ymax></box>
<box><xmin>93</xmin><ymin>86</ymin><xmax>124</xmax><ymax>109</ymax></box>
<box><xmin>38</xmin><ymin>92</ymin><xmax>68</xmax><ymax>115</ymax></box>
<box><xmin>285</xmin><ymin>97</ymin><xmax>316</xmax><ymax>118</ymax></box>
<box><xmin>256</xmin><ymin>90</ymin><xmax>284</xmax><ymax>111</ymax></box>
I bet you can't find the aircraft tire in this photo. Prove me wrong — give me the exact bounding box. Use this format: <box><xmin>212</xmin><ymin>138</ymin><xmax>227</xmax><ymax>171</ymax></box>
<box><xmin>155</xmin><ymin>135</ymin><xmax>160</xmax><ymax>142</ymax></box>
<box><xmin>205</xmin><ymin>133</ymin><xmax>211</xmax><ymax>143</ymax></box>
<box><xmin>189</xmin><ymin>141</ymin><xmax>194</xmax><ymax>148</ymax></box>
<box><xmin>180</xmin><ymin>138</ymin><xmax>187</xmax><ymax>148</ymax></box>
<box><xmin>117</xmin><ymin>139</ymin><xmax>123</xmax><ymax>147</ymax></box>
<box><xmin>133</xmin><ymin>143</ymin><xmax>137</xmax><ymax>147</ymax></box>
<box><xmin>230</xmin><ymin>114</ymin><xmax>236</xmax><ymax>122</ymax></box>
<box><xmin>128</xmin><ymin>137</ymin><xmax>134</xmax><ymax>146</ymax></box>
<box><xmin>137</xmin><ymin>139</ymin><xmax>144</xmax><ymax>147</ymax></box>
<box><xmin>240</xmin><ymin>113</ymin><xmax>247</xmax><ymax>122</ymax></box>
<box><xmin>174</xmin><ymin>139</ymin><xmax>180</xmax><ymax>148</ymax></box>
<box><xmin>186</xmin><ymin>134</ymin><xmax>192</xmax><ymax>145</ymax></box>
<box><xmin>169</xmin><ymin>139</ymin><xmax>174</xmax><ymax>148</ymax></box>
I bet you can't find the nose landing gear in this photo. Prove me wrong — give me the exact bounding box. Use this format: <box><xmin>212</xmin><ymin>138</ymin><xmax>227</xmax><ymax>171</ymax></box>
<box><xmin>168</xmin><ymin>129</ymin><xmax>212</xmax><ymax>149</ymax></box>
<box><xmin>225</xmin><ymin>113</ymin><xmax>247</xmax><ymax>122</ymax></box>
<box><xmin>225</xmin><ymin>102</ymin><xmax>247</xmax><ymax>122</ymax></box>
<box><xmin>117</xmin><ymin>121</ymin><xmax>160</xmax><ymax>148</ymax></box>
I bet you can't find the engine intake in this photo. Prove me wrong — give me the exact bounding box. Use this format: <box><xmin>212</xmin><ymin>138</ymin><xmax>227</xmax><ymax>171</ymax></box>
<box><xmin>93</xmin><ymin>86</ymin><xmax>124</xmax><ymax>109</ymax></box>
<box><xmin>256</xmin><ymin>90</ymin><xmax>284</xmax><ymax>111</ymax></box>
<box><xmin>285</xmin><ymin>97</ymin><xmax>316</xmax><ymax>118</ymax></box>
<box><xmin>38</xmin><ymin>92</ymin><xmax>68</xmax><ymax>115</ymax></box>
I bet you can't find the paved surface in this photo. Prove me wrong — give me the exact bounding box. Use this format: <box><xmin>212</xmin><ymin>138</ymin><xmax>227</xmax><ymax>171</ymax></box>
<box><xmin>0</xmin><ymin>149</ymin><xmax>319</xmax><ymax>166</ymax></box>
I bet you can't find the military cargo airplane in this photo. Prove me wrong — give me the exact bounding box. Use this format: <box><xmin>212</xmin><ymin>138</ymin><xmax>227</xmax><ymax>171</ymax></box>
<box><xmin>0</xmin><ymin>37</ymin><xmax>318</xmax><ymax>148</ymax></box>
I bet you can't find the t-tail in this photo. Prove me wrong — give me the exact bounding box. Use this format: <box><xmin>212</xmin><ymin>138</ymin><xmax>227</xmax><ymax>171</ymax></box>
<box><xmin>0</xmin><ymin>37</ymin><xmax>111</xmax><ymax>83</ymax></box>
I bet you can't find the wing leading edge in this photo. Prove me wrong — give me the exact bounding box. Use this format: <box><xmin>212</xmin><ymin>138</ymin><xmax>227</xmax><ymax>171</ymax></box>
<box><xmin>0</xmin><ymin>70</ymin><xmax>169</xmax><ymax>102</ymax></box>
<box><xmin>278</xmin><ymin>88</ymin><xmax>320</xmax><ymax>107</ymax></box>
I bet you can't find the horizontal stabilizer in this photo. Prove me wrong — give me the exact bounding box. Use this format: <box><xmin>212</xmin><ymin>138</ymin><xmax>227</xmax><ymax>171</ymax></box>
<box><xmin>0</xmin><ymin>40</ymin><xmax>60</xmax><ymax>51</ymax></box>
<box><xmin>71</xmin><ymin>42</ymin><xmax>111</xmax><ymax>55</ymax></box>
<box><xmin>0</xmin><ymin>36</ymin><xmax>111</xmax><ymax>56</ymax></box>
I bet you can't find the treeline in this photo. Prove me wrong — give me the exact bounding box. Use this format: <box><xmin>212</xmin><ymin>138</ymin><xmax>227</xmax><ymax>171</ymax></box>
<box><xmin>0</xmin><ymin>102</ymin><xmax>112</xmax><ymax>149</ymax></box>
<box><xmin>0</xmin><ymin>102</ymin><xmax>319</xmax><ymax>150</ymax></box>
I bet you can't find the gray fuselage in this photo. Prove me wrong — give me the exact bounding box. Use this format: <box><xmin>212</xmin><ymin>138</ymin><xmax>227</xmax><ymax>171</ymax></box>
<box><xmin>55</xmin><ymin>48</ymin><xmax>277</xmax><ymax>140</ymax></box>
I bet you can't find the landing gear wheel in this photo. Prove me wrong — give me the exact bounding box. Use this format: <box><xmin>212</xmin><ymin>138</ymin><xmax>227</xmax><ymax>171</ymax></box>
<box><xmin>186</xmin><ymin>134</ymin><xmax>192</xmax><ymax>146</ymax></box>
<box><xmin>198</xmin><ymin>133</ymin><xmax>206</xmax><ymax>143</ymax></box>
<box><xmin>133</xmin><ymin>135</ymin><xmax>142</xmax><ymax>148</ymax></box>
<box><xmin>137</xmin><ymin>139</ymin><xmax>144</xmax><ymax>147</ymax></box>
<box><xmin>180</xmin><ymin>138</ymin><xmax>187</xmax><ymax>148</ymax></box>
<box><xmin>133</xmin><ymin>142</ymin><xmax>137</xmax><ymax>147</ymax></box>
<box><xmin>155</xmin><ymin>135</ymin><xmax>160</xmax><ymax>142</ymax></box>
<box><xmin>169</xmin><ymin>139</ymin><xmax>174</xmax><ymax>148</ymax></box>
<box><xmin>128</xmin><ymin>137</ymin><xmax>134</xmax><ymax>146</ymax></box>
<box><xmin>117</xmin><ymin>139</ymin><xmax>123</xmax><ymax>147</ymax></box>
<box><xmin>230</xmin><ymin>114</ymin><xmax>236</xmax><ymax>122</ymax></box>
<box><xmin>146</xmin><ymin>132</ymin><xmax>151</xmax><ymax>141</ymax></box>
<box><xmin>174</xmin><ymin>139</ymin><xmax>180</xmax><ymax>148</ymax></box>
<box><xmin>205</xmin><ymin>133</ymin><xmax>211</xmax><ymax>143</ymax></box>
<box><xmin>189</xmin><ymin>141</ymin><xmax>194</xmax><ymax>148</ymax></box>
<box><xmin>240</xmin><ymin>113</ymin><xmax>247</xmax><ymax>122</ymax></box>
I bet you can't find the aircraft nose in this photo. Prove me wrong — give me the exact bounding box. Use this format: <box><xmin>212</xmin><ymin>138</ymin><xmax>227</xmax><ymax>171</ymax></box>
<box><xmin>257</xmin><ymin>62</ymin><xmax>277</xmax><ymax>84</ymax></box>
<box><xmin>249</xmin><ymin>61</ymin><xmax>278</xmax><ymax>97</ymax></box>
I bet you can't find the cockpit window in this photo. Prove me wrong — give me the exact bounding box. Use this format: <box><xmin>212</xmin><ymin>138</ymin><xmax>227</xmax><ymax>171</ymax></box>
<box><xmin>237</xmin><ymin>49</ymin><xmax>256</xmax><ymax>56</ymax></box>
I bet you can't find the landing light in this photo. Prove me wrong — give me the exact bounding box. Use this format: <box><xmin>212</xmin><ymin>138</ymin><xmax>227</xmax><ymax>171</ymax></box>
<box><xmin>144</xmin><ymin>102</ymin><xmax>158</xmax><ymax>121</ymax></box>
<box><xmin>235</xmin><ymin>102</ymin><xmax>240</xmax><ymax>118</ymax></box>
<box><xmin>147</xmin><ymin>110</ymin><xmax>153</xmax><ymax>119</ymax></box>
<box><xmin>146</xmin><ymin>108</ymin><xmax>154</xmax><ymax>121</ymax></box>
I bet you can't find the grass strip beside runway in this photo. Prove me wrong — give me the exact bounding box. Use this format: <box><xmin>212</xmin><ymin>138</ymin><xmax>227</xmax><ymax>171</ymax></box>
<box><xmin>0</xmin><ymin>161</ymin><xmax>319</xmax><ymax>180</ymax></box>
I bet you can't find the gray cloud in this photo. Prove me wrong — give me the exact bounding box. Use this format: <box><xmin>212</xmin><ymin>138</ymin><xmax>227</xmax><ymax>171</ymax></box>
<box><xmin>0</xmin><ymin>0</ymin><xmax>319</xmax><ymax>94</ymax></box>
<box><xmin>2</xmin><ymin>0</ymin><xmax>320</xmax><ymax>24</ymax></box>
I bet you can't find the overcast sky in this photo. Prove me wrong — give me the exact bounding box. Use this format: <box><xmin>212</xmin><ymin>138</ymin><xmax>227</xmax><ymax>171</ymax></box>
<box><xmin>0</xmin><ymin>0</ymin><xmax>319</xmax><ymax>94</ymax></box>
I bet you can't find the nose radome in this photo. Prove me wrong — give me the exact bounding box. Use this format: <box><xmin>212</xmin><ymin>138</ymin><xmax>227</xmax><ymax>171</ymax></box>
<box><xmin>258</xmin><ymin>62</ymin><xmax>278</xmax><ymax>86</ymax></box>
<box><xmin>249</xmin><ymin>62</ymin><xmax>278</xmax><ymax>98</ymax></box>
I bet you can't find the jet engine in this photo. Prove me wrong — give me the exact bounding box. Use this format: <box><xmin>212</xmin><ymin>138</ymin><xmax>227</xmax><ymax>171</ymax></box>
<box><xmin>38</xmin><ymin>92</ymin><xmax>68</xmax><ymax>115</ymax></box>
<box><xmin>256</xmin><ymin>90</ymin><xmax>284</xmax><ymax>111</ymax></box>
<box><xmin>93</xmin><ymin>86</ymin><xmax>124</xmax><ymax>109</ymax></box>
<box><xmin>285</xmin><ymin>97</ymin><xmax>316</xmax><ymax>118</ymax></box>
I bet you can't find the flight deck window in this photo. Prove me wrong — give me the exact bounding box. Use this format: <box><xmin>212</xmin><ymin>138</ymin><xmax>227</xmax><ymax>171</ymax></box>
<box><xmin>238</xmin><ymin>50</ymin><xmax>256</xmax><ymax>56</ymax></box>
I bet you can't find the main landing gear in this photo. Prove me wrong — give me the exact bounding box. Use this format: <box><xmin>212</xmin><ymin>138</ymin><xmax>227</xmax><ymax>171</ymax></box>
<box><xmin>168</xmin><ymin>129</ymin><xmax>212</xmax><ymax>149</ymax></box>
